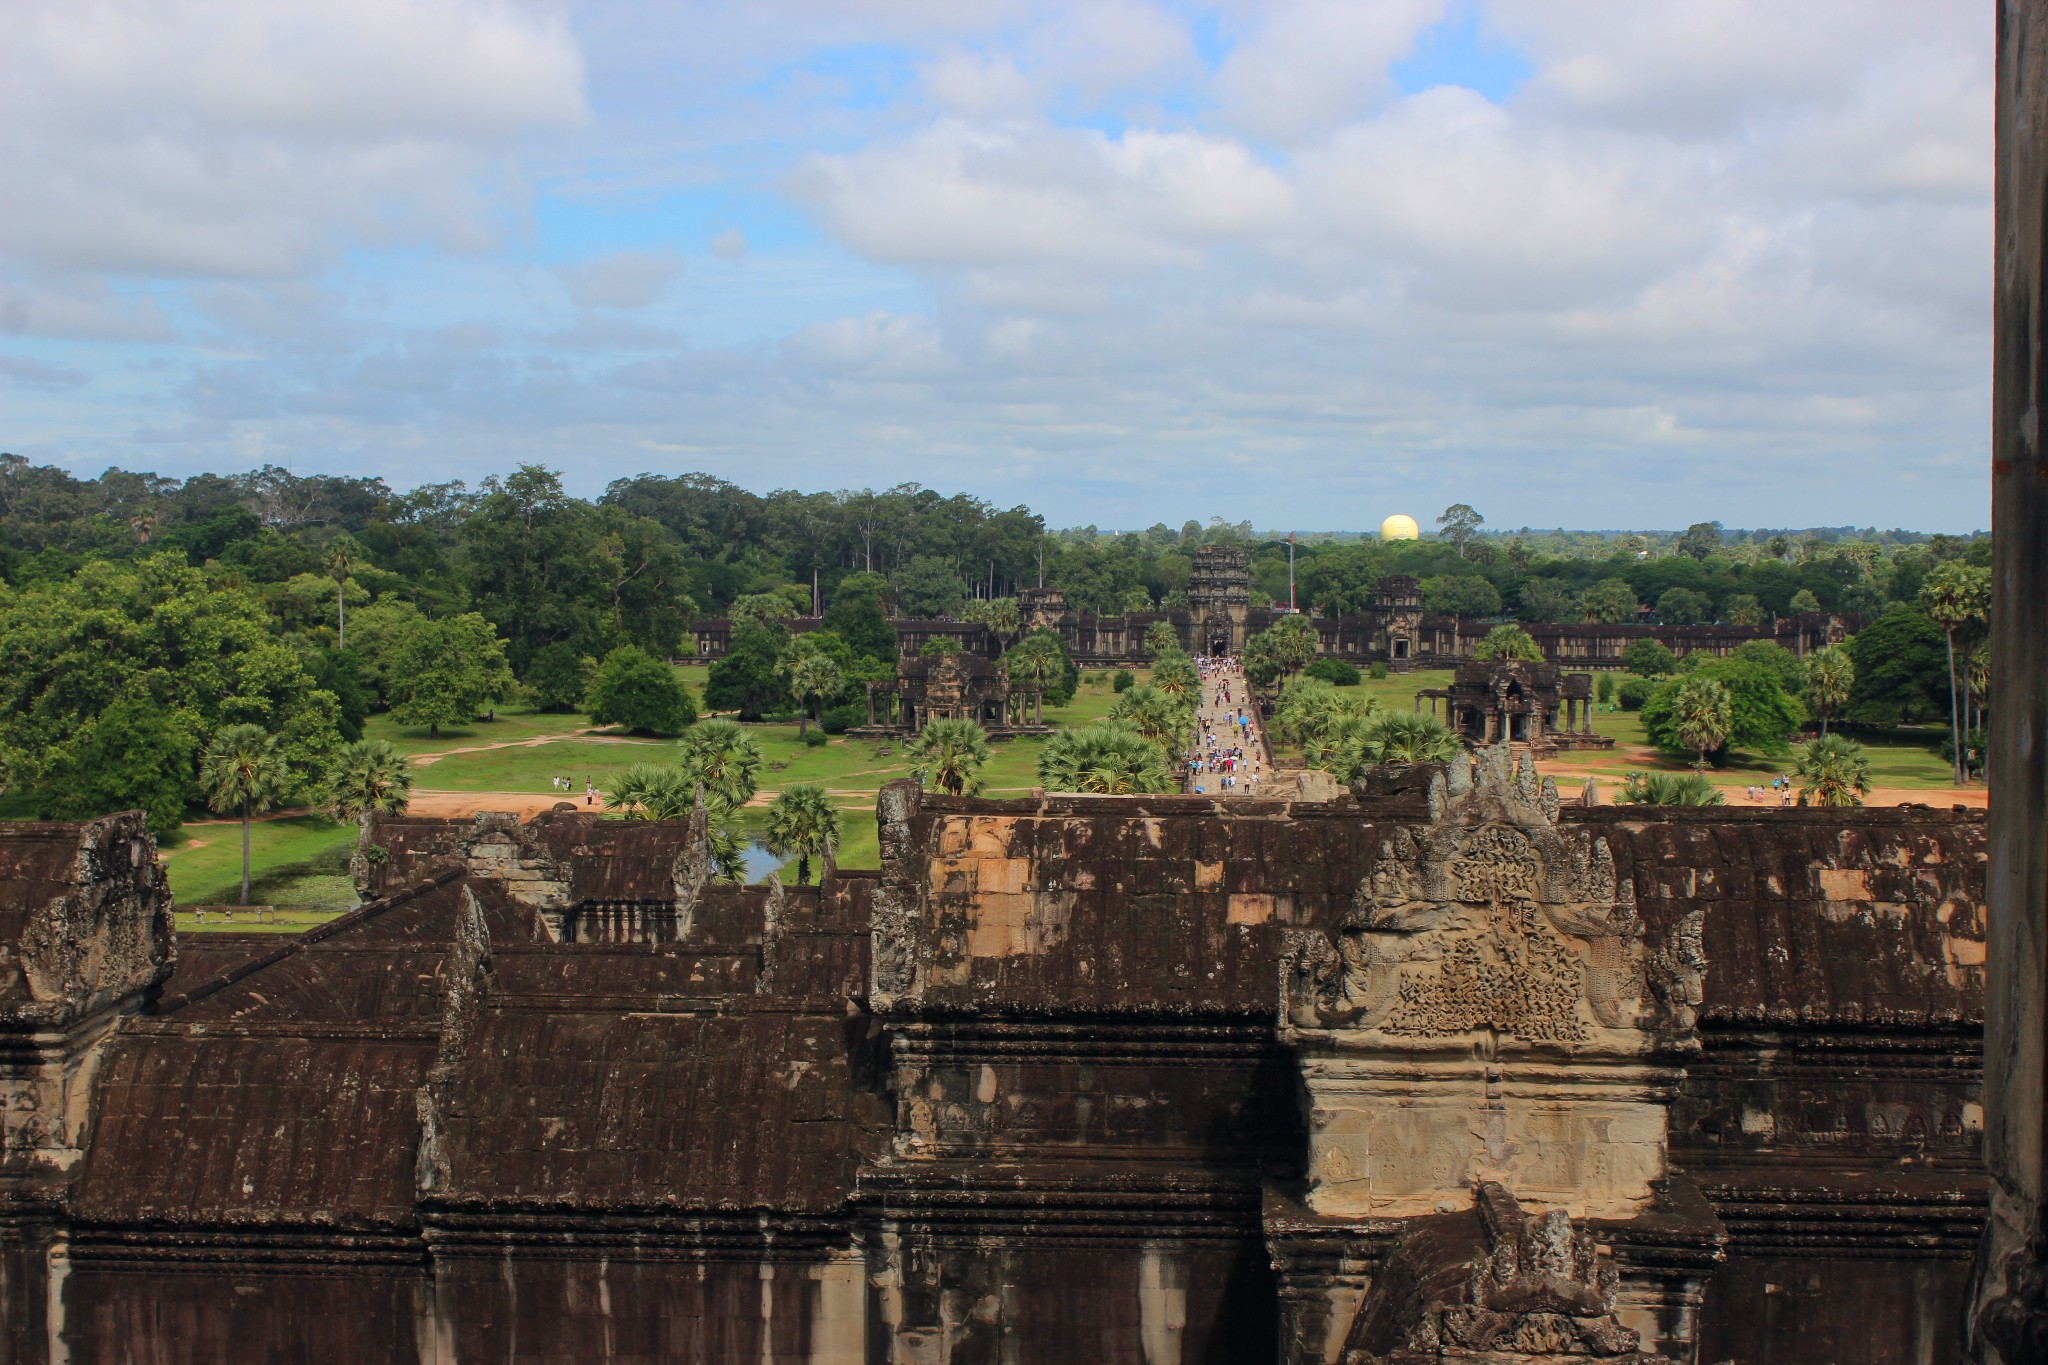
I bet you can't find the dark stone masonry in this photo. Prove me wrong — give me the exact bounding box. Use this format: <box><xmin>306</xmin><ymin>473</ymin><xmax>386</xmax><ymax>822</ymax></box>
<box><xmin>0</xmin><ymin>751</ymin><xmax>1989</xmax><ymax>1362</ymax></box>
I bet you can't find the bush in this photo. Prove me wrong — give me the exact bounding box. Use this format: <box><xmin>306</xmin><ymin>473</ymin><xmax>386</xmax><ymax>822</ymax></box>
<box><xmin>1596</xmin><ymin>673</ymin><xmax>1615</xmax><ymax>704</ymax></box>
<box><xmin>1620</xmin><ymin>638</ymin><xmax>1677</xmax><ymax>678</ymax></box>
<box><xmin>1368</xmin><ymin>661</ymin><xmax>1390</xmax><ymax>681</ymax></box>
<box><xmin>820</xmin><ymin>703</ymin><xmax>863</xmax><ymax>735</ymax></box>
<box><xmin>801</xmin><ymin>728</ymin><xmax>830</xmax><ymax>748</ymax></box>
<box><xmin>586</xmin><ymin>647</ymin><xmax>699</xmax><ymax>735</ymax></box>
<box><xmin>1111</xmin><ymin>669</ymin><xmax>1135</xmax><ymax>693</ymax></box>
<box><xmin>1617</xmin><ymin>678</ymin><xmax>1653</xmax><ymax>711</ymax></box>
<box><xmin>1304</xmin><ymin>657</ymin><xmax>1363</xmax><ymax>687</ymax></box>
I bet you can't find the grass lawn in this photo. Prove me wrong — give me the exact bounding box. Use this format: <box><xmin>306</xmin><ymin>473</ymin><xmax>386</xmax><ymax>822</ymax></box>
<box><xmin>159</xmin><ymin>813</ymin><xmax>358</xmax><ymax>920</ymax></box>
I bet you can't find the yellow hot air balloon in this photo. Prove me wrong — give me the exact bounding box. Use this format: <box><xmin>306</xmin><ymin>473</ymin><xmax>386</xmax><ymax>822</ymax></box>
<box><xmin>1380</xmin><ymin>513</ymin><xmax>1421</xmax><ymax>542</ymax></box>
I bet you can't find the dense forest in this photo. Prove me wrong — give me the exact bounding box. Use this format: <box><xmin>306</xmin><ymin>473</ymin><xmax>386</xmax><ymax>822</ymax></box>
<box><xmin>0</xmin><ymin>454</ymin><xmax>1991</xmax><ymax>832</ymax></box>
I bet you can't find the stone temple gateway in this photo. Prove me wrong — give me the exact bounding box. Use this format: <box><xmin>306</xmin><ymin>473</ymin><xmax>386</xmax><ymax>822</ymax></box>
<box><xmin>0</xmin><ymin>749</ymin><xmax>1987</xmax><ymax>1362</ymax></box>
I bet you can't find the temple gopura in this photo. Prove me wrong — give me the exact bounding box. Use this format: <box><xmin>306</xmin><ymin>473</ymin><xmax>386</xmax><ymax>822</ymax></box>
<box><xmin>0</xmin><ymin>750</ymin><xmax>1985</xmax><ymax>1362</ymax></box>
<box><xmin>692</xmin><ymin>547</ymin><xmax>1852</xmax><ymax>672</ymax></box>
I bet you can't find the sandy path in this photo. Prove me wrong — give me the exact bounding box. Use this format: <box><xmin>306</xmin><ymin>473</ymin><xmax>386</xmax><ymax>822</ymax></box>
<box><xmin>1537</xmin><ymin>761</ymin><xmax>1986</xmax><ymax>809</ymax></box>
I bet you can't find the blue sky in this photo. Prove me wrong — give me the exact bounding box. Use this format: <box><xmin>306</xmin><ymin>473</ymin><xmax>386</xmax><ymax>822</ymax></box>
<box><xmin>0</xmin><ymin>1</ymin><xmax>1992</xmax><ymax>530</ymax></box>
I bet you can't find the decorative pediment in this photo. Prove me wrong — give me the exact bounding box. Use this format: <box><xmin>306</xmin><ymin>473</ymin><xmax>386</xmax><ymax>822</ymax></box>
<box><xmin>1286</xmin><ymin>747</ymin><xmax>1701</xmax><ymax>1052</ymax></box>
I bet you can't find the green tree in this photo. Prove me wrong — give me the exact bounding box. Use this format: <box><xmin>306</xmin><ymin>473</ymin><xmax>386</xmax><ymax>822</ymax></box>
<box><xmin>1582</xmin><ymin>578</ymin><xmax>1639</xmax><ymax>624</ymax></box>
<box><xmin>524</xmin><ymin>641</ymin><xmax>593</xmax><ymax>712</ymax></box>
<box><xmin>1846</xmin><ymin>605</ymin><xmax>1948</xmax><ymax>724</ymax></box>
<box><xmin>764</xmin><ymin>783</ymin><xmax>840</xmax><ymax>884</ymax></box>
<box><xmin>1721</xmin><ymin>593</ymin><xmax>1765</xmax><ymax>626</ymax></box>
<box><xmin>1004</xmin><ymin>630</ymin><xmax>1076</xmax><ymax>706</ymax></box>
<box><xmin>325</xmin><ymin>739</ymin><xmax>414</xmax><ymax>823</ymax></box>
<box><xmin>1275</xmin><ymin>678</ymin><xmax>1360</xmax><ymax>748</ymax></box>
<box><xmin>199</xmin><ymin>723</ymin><xmax>288</xmax><ymax>905</ymax></box>
<box><xmin>327</xmin><ymin>533</ymin><xmax>361</xmax><ymax>648</ymax></box>
<box><xmin>1920</xmin><ymin>561</ymin><xmax>1991</xmax><ymax>783</ymax></box>
<box><xmin>1620</xmin><ymin>637</ymin><xmax>1677</xmax><ymax>678</ymax></box>
<box><xmin>1671</xmin><ymin>677</ymin><xmax>1733</xmax><ymax>770</ymax></box>
<box><xmin>1794</xmin><ymin>734</ymin><xmax>1872</xmax><ymax>807</ymax></box>
<box><xmin>907</xmin><ymin>718</ymin><xmax>993</xmax><ymax>796</ymax></box>
<box><xmin>1421</xmin><ymin>574</ymin><xmax>1502</xmax><ymax>624</ymax></box>
<box><xmin>1143</xmin><ymin>620</ymin><xmax>1180</xmax><ymax>656</ymax></box>
<box><xmin>1619</xmin><ymin>772</ymin><xmax>1725</xmax><ymax>806</ymax></box>
<box><xmin>1788</xmin><ymin>588</ymin><xmax>1823</xmax><ymax>614</ymax></box>
<box><xmin>1473</xmin><ymin>624</ymin><xmax>1542</xmax><ymax>662</ymax></box>
<box><xmin>705</xmin><ymin>618</ymin><xmax>792</xmax><ymax>720</ymax></box>
<box><xmin>779</xmin><ymin>646</ymin><xmax>845</xmax><ymax>735</ymax></box>
<box><xmin>894</xmin><ymin>555</ymin><xmax>967</xmax><ymax>618</ymax></box>
<box><xmin>1255</xmin><ymin>615</ymin><xmax>1320</xmax><ymax>682</ymax></box>
<box><xmin>1517</xmin><ymin>577</ymin><xmax>1580</xmax><ymax>623</ymax></box>
<box><xmin>607</xmin><ymin>763</ymin><xmax>699</xmax><ymax>820</ymax></box>
<box><xmin>1677</xmin><ymin>521</ymin><xmax>1723</xmax><ymax>561</ymax></box>
<box><xmin>1643</xmin><ymin>659</ymin><xmax>1801</xmax><ymax>761</ymax></box>
<box><xmin>388</xmin><ymin>613</ymin><xmax>517</xmax><ymax>738</ymax></box>
<box><xmin>0</xmin><ymin>553</ymin><xmax>342</xmax><ymax>807</ymax></box>
<box><xmin>917</xmin><ymin>635</ymin><xmax>962</xmax><ymax>658</ymax></box>
<box><xmin>1036</xmin><ymin>721</ymin><xmax>1175</xmax><ymax>794</ymax></box>
<box><xmin>1655</xmin><ymin>587</ymin><xmax>1713</xmax><ymax>625</ymax></box>
<box><xmin>41</xmin><ymin>695</ymin><xmax>197</xmax><ymax>835</ymax></box>
<box><xmin>1804</xmin><ymin>646</ymin><xmax>1855</xmax><ymax>736</ymax></box>
<box><xmin>962</xmin><ymin>596</ymin><xmax>1022</xmax><ymax>646</ymax></box>
<box><xmin>1317</xmin><ymin>711</ymin><xmax>1461</xmax><ymax>781</ymax></box>
<box><xmin>673</xmin><ymin>718</ymin><xmax>763</xmax><ymax>814</ymax></box>
<box><xmin>1436</xmin><ymin>503</ymin><xmax>1484</xmax><ymax>558</ymax></box>
<box><xmin>1108</xmin><ymin>684</ymin><xmax>1194</xmax><ymax>752</ymax></box>
<box><xmin>588</xmin><ymin>646</ymin><xmax>699</xmax><ymax>735</ymax></box>
<box><xmin>1149</xmin><ymin>649</ymin><xmax>1201</xmax><ymax>705</ymax></box>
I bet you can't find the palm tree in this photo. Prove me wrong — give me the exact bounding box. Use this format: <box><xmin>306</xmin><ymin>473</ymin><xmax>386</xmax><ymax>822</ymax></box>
<box><xmin>1619</xmin><ymin>772</ymin><xmax>1726</xmax><ymax>806</ymax></box>
<box><xmin>907</xmin><ymin>718</ymin><xmax>993</xmax><ymax>796</ymax></box>
<box><xmin>674</xmin><ymin>718</ymin><xmax>763</xmax><ymax>814</ymax></box>
<box><xmin>1275</xmin><ymin>678</ymin><xmax>1367</xmax><ymax>749</ymax></box>
<box><xmin>779</xmin><ymin>649</ymin><xmax>843</xmax><ymax>736</ymax></box>
<box><xmin>1794</xmin><ymin>734</ymin><xmax>1872</xmax><ymax>807</ymax></box>
<box><xmin>607</xmin><ymin>763</ymin><xmax>698</xmax><ymax>819</ymax></box>
<box><xmin>1143</xmin><ymin>621</ymin><xmax>1180</xmax><ymax>657</ymax></box>
<box><xmin>1473</xmin><ymin>624</ymin><xmax>1543</xmax><ymax>662</ymax></box>
<box><xmin>705</xmin><ymin>815</ymin><xmax>749</xmax><ymax>883</ymax></box>
<box><xmin>1672</xmin><ymin>676</ymin><xmax>1732</xmax><ymax>771</ymax></box>
<box><xmin>1107</xmin><ymin>684</ymin><xmax>1193</xmax><ymax>752</ymax></box>
<box><xmin>1804</xmin><ymin>646</ymin><xmax>1854</xmax><ymax>737</ymax></box>
<box><xmin>1148</xmin><ymin>650</ymin><xmax>1200</xmax><ymax>704</ymax></box>
<box><xmin>327</xmin><ymin>534</ymin><xmax>360</xmax><ymax>648</ymax></box>
<box><xmin>1920</xmin><ymin>562</ymin><xmax>1990</xmax><ymax>784</ymax></box>
<box><xmin>199</xmin><ymin>723</ymin><xmax>288</xmax><ymax>905</ymax></box>
<box><xmin>1003</xmin><ymin>635</ymin><xmax>1067</xmax><ymax>707</ymax></box>
<box><xmin>326</xmin><ymin>741</ymin><xmax>413</xmax><ymax>845</ymax></box>
<box><xmin>1255</xmin><ymin>615</ymin><xmax>1319</xmax><ymax>682</ymax></box>
<box><xmin>1036</xmin><ymin>722</ymin><xmax>1174</xmax><ymax>794</ymax></box>
<box><xmin>1353</xmin><ymin>710</ymin><xmax>1462</xmax><ymax>767</ymax></box>
<box><xmin>764</xmin><ymin>783</ymin><xmax>840</xmax><ymax>884</ymax></box>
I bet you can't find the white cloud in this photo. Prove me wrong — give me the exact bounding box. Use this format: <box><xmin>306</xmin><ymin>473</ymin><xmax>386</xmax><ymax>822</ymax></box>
<box><xmin>1216</xmin><ymin>0</ymin><xmax>1446</xmax><ymax>141</ymax></box>
<box><xmin>0</xmin><ymin>0</ymin><xmax>588</xmax><ymax>280</ymax></box>
<box><xmin>922</xmin><ymin>52</ymin><xmax>1037</xmax><ymax>120</ymax></box>
<box><xmin>559</xmin><ymin>250</ymin><xmax>685</xmax><ymax>308</ymax></box>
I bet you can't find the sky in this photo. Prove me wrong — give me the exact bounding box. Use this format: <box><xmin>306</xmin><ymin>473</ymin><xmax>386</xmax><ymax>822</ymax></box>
<box><xmin>0</xmin><ymin>0</ymin><xmax>1993</xmax><ymax>532</ymax></box>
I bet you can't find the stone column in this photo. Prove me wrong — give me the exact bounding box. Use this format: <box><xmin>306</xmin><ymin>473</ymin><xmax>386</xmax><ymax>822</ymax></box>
<box><xmin>1976</xmin><ymin>4</ymin><xmax>2048</xmax><ymax>1356</ymax></box>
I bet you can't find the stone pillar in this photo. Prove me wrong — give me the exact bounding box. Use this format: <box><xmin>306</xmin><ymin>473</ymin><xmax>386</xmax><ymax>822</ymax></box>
<box><xmin>866</xmin><ymin>687</ymin><xmax>876</xmax><ymax>727</ymax></box>
<box><xmin>1975</xmin><ymin>5</ymin><xmax>2048</xmax><ymax>1356</ymax></box>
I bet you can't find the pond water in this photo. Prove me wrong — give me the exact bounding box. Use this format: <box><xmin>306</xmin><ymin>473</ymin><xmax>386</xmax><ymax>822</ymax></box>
<box><xmin>741</xmin><ymin>840</ymin><xmax>785</xmax><ymax>884</ymax></box>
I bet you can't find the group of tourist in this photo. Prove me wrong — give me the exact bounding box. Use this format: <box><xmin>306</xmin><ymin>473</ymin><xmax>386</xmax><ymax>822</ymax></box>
<box><xmin>1747</xmin><ymin>776</ymin><xmax>1796</xmax><ymax>806</ymax></box>
<box><xmin>1189</xmin><ymin>654</ymin><xmax>1263</xmax><ymax>795</ymax></box>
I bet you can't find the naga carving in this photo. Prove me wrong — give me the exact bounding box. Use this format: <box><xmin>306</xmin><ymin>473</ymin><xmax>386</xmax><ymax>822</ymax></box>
<box><xmin>1286</xmin><ymin>747</ymin><xmax>1689</xmax><ymax>1050</ymax></box>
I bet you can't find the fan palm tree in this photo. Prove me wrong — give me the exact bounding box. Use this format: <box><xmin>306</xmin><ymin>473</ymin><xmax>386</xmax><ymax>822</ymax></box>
<box><xmin>1672</xmin><ymin>676</ymin><xmax>1733</xmax><ymax>771</ymax></box>
<box><xmin>325</xmin><ymin>739</ymin><xmax>413</xmax><ymax>826</ymax></box>
<box><xmin>674</xmin><ymin>719</ymin><xmax>763</xmax><ymax>814</ymax></box>
<box><xmin>606</xmin><ymin>763</ymin><xmax>698</xmax><ymax>820</ymax></box>
<box><xmin>1002</xmin><ymin>635</ymin><xmax>1067</xmax><ymax>701</ymax></box>
<box><xmin>1804</xmin><ymin>646</ymin><xmax>1854</xmax><ymax>737</ymax></box>
<box><xmin>1794</xmin><ymin>734</ymin><xmax>1872</xmax><ymax>807</ymax></box>
<box><xmin>1148</xmin><ymin>650</ymin><xmax>1201</xmax><ymax>704</ymax></box>
<box><xmin>1036</xmin><ymin>722</ymin><xmax>1174</xmax><ymax>794</ymax></box>
<box><xmin>1107</xmin><ymin>685</ymin><xmax>1193</xmax><ymax>752</ymax></box>
<box><xmin>1619</xmin><ymin>771</ymin><xmax>1726</xmax><ymax>806</ymax></box>
<box><xmin>1920</xmin><ymin>561</ymin><xmax>1990</xmax><ymax>783</ymax></box>
<box><xmin>907</xmin><ymin>717</ymin><xmax>993</xmax><ymax>796</ymax></box>
<box><xmin>1275</xmin><ymin>679</ymin><xmax>1370</xmax><ymax>749</ymax></box>
<box><xmin>1473</xmin><ymin>624</ymin><xmax>1543</xmax><ymax>662</ymax></box>
<box><xmin>779</xmin><ymin>649</ymin><xmax>843</xmax><ymax>736</ymax></box>
<box><xmin>1354</xmin><ymin>710</ymin><xmax>1463</xmax><ymax>767</ymax></box>
<box><xmin>199</xmin><ymin>723</ymin><xmax>288</xmax><ymax>905</ymax></box>
<box><xmin>1256</xmin><ymin>615</ymin><xmax>1319</xmax><ymax>681</ymax></box>
<box><xmin>1143</xmin><ymin>621</ymin><xmax>1180</xmax><ymax>656</ymax></box>
<box><xmin>327</xmin><ymin>534</ymin><xmax>360</xmax><ymax>648</ymax></box>
<box><xmin>764</xmin><ymin>783</ymin><xmax>840</xmax><ymax>884</ymax></box>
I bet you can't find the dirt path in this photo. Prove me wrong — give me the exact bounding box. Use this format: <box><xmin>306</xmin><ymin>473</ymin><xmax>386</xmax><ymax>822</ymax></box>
<box><xmin>410</xmin><ymin>729</ymin><xmax>661</xmax><ymax>767</ymax></box>
<box><xmin>1536</xmin><ymin>760</ymin><xmax>1987</xmax><ymax>809</ymax></box>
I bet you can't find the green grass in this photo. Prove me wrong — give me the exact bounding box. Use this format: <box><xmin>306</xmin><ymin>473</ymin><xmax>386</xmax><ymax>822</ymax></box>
<box><xmin>159</xmin><ymin>813</ymin><xmax>358</xmax><ymax>913</ymax></box>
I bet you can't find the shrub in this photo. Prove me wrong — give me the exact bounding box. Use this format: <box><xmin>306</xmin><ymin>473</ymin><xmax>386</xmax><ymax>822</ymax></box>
<box><xmin>820</xmin><ymin>703</ymin><xmax>863</xmax><ymax>735</ymax></box>
<box><xmin>1368</xmin><ymin>661</ymin><xmax>1390</xmax><ymax>681</ymax></box>
<box><xmin>1595</xmin><ymin>673</ymin><xmax>1615</xmax><ymax>704</ymax></box>
<box><xmin>801</xmin><ymin>728</ymin><xmax>830</xmax><ymax>748</ymax></box>
<box><xmin>1112</xmin><ymin>669</ymin><xmax>1135</xmax><ymax>693</ymax></box>
<box><xmin>586</xmin><ymin>647</ymin><xmax>699</xmax><ymax>735</ymax></box>
<box><xmin>1617</xmin><ymin>678</ymin><xmax>1653</xmax><ymax>711</ymax></box>
<box><xmin>1304</xmin><ymin>657</ymin><xmax>1363</xmax><ymax>687</ymax></box>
